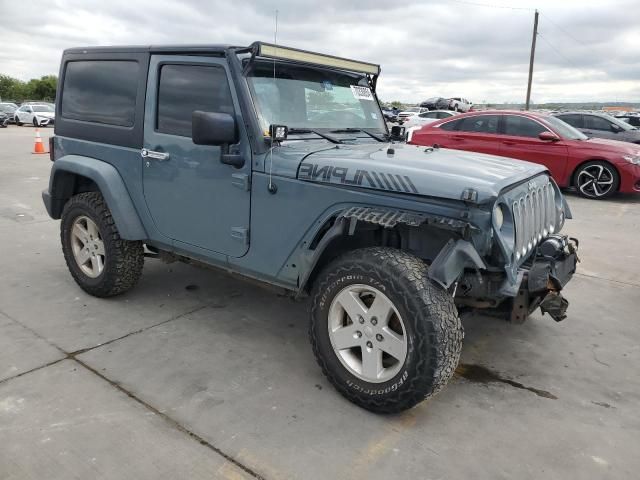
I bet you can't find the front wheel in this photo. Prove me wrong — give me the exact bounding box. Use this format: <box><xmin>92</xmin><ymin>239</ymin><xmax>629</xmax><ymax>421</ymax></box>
<box><xmin>61</xmin><ymin>192</ymin><xmax>144</xmax><ymax>297</ymax></box>
<box><xmin>309</xmin><ymin>247</ymin><xmax>462</xmax><ymax>414</ymax></box>
<box><xmin>574</xmin><ymin>161</ymin><xmax>619</xmax><ymax>199</ymax></box>
<box><xmin>15</xmin><ymin>117</ymin><xmax>22</xmax><ymax>126</ymax></box>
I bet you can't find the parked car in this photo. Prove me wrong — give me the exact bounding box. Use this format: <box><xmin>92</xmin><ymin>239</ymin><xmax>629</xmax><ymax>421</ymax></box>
<box><xmin>403</xmin><ymin>110</ymin><xmax>459</xmax><ymax>129</ymax></box>
<box><xmin>420</xmin><ymin>97</ymin><xmax>450</xmax><ymax>111</ymax></box>
<box><xmin>403</xmin><ymin>110</ymin><xmax>460</xmax><ymax>141</ymax></box>
<box><xmin>43</xmin><ymin>43</ymin><xmax>577</xmax><ymax>414</ymax></box>
<box><xmin>0</xmin><ymin>111</ymin><xmax>10</xmax><ymax>127</ymax></box>
<box><xmin>409</xmin><ymin>110</ymin><xmax>640</xmax><ymax>199</ymax></box>
<box><xmin>448</xmin><ymin>97</ymin><xmax>473</xmax><ymax>112</ymax></box>
<box><xmin>0</xmin><ymin>103</ymin><xmax>17</xmax><ymax>123</ymax></box>
<box><xmin>381</xmin><ymin>107</ymin><xmax>399</xmax><ymax>123</ymax></box>
<box><xmin>14</xmin><ymin>104</ymin><xmax>55</xmax><ymax>127</ymax></box>
<box><xmin>615</xmin><ymin>113</ymin><xmax>640</xmax><ymax>128</ymax></box>
<box><xmin>554</xmin><ymin>112</ymin><xmax>640</xmax><ymax>144</ymax></box>
<box><xmin>397</xmin><ymin>106</ymin><xmax>429</xmax><ymax>123</ymax></box>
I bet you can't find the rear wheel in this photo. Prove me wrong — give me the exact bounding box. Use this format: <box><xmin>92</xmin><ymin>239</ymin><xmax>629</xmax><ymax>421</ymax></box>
<box><xmin>309</xmin><ymin>247</ymin><xmax>462</xmax><ymax>414</ymax></box>
<box><xmin>61</xmin><ymin>192</ymin><xmax>144</xmax><ymax>297</ymax></box>
<box><xmin>574</xmin><ymin>161</ymin><xmax>619</xmax><ymax>199</ymax></box>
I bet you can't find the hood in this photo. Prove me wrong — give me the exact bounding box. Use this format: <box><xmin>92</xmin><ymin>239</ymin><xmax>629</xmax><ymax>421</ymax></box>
<box><xmin>287</xmin><ymin>141</ymin><xmax>546</xmax><ymax>204</ymax></box>
<box><xmin>34</xmin><ymin>111</ymin><xmax>54</xmax><ymax>118</ymax></box>
<box><xmin>580</xmin><ymin>137</ymin><xmax>640</xmax><ymax>155</ymax></box>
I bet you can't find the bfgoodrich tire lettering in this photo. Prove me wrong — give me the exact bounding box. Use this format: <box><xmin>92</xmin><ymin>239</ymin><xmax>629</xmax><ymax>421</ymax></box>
<box><xmin>310</xmin><ymin>247</ymin><xmax>462</xmax><ymax>414</ymax></box>
<box><xmin>61</xmin><ymin>192</ymin><xmax>144</xmax><ymax>297</ymax></box>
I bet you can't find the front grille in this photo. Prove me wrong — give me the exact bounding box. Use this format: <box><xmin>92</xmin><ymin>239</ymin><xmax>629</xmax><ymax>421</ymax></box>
<box><xmin>512</xmin><ymin>180</ymin><xmax>556</xmax><ymax>261</ymax></box>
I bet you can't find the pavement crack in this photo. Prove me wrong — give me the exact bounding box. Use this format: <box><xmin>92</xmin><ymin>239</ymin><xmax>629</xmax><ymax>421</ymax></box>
<box><xmin>0</xmin><ymin>357</ymin><xmax>66</xmax><ymax>386</ymax></box>
<box><xmin>455</xmin><ymin>363</ymin><xmax>558</xmax><ymax>400</ymax></box>
<box><xmin>73</xmin><ymin>357</ymin><xmax>266</xmax><ymax>480</ymax></box>
<box><xmin>574</xmin><ymin>272</ymin><xmax>640</xmax><ymax>288</ymax></box>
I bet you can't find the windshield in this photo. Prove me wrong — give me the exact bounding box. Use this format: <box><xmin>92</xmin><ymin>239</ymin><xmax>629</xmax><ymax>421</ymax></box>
<box><xmin>544</xmin><ymin>115</ymin><xmax>588</xmax><ymax>140</ymax></box>
<box><xmin>607</xmin><ymin>114</ymin><xmax>635</xmax><ymax>131</ymax></box>
<box><xmin>0</xmin><ymin>105</ymin><xmax>16</xmax><ymax>113</ymax></box>
<box><xmin>32</xmin><ymin>105</ymin><xmax>53</xmax><ymax>113</ymax></box>
<box><xmin>246</xmin><ymin>60</ymin><xmax>386</xmax><ymax>132</ymax></box>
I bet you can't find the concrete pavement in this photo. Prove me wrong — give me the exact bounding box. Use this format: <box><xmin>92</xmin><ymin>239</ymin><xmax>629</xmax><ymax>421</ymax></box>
<box><xmin>1</xmin><ymin>124</ymin><xmax>639</xmax><ymax>479</ymax></box>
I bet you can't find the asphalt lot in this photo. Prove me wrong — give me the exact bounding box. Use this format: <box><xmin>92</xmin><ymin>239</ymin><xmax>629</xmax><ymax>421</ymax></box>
<box><xmin>1</xmin><ymin>124</ymin><xmax>639</xmax><ymax>480</ymax></box>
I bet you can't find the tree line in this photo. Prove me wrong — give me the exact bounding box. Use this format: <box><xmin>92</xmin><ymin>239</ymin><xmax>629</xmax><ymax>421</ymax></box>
<box><xmin>0</xmin><ymin>74</ymin><xmax>57</xmax><ymax>102</ymax></box>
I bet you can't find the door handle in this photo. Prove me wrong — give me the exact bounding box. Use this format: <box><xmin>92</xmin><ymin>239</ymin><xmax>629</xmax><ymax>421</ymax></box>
<box><xmin>452</xmin><ymin>136</ymin><xmax>465</xmax><ymax>141</ymax></box>
<box><xmin>141</xmin><ymin>149</ymin><xmax>170</xmax><ymax>161</ymax></box>
<box><xmin>502</xmin><ymin>141</ymin><xmax>516</xmax><ymax>146</ymax></box>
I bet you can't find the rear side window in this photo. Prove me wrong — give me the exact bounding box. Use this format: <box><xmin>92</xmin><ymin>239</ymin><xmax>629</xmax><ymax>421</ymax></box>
<box><xmin>556</xmin><ymin>114</ymin><xmax>583</xmax><ymax>128</ymax></box>
<box><xmin>458</xmin><ymin>115</ymin><xmax>499</xmax><ymax>133</ymax></box>
<box><xmin>157</xmin><ymin>64</ymin><xmax>234</xmax><ymax>138</ymax></box>
<box><xmin>62</xmin><ymin>61</ymin><xmax>139</xmax><ymax>127</ymax></box>
<box><xmin>439</xmin><ymin>118</ymin><xmax>462</xmax><ymax>131</ymax></box>
<box><xmin>504</xmin><ymin>115</ymin><xmax>546</xmax><ymax>138</ymax></box>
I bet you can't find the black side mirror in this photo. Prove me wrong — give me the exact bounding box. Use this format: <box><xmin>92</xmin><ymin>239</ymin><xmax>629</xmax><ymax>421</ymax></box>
<box><xmin>611</xmin><ymin>123</ymin><xmax>622</xmax><ymax>133</ymax></box>
<box><xmin>192</xmin><ymin>111</ymin><xmax>244</xmax><ymax>168</ymax></box>
<box><xmin>390</xmin><ymin>125</ymin><xmax>406</xmax><ymax>141</ymax></box>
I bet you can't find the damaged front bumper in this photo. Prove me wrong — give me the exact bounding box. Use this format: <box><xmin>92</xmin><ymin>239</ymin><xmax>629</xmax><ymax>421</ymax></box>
<box><xmin>510</xmin><ymin>236</ymin><xmax>578</xmax><ymax>323</ymax></box>
<box><xmin>452</xmin><ymin>234</ymin><xmax>579</xmax><ymax>323</ymax></box>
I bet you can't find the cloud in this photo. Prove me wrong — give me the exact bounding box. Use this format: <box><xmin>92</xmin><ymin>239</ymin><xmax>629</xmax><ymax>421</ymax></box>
<box><xmin>0</xmin><ymin>0</ymin><xmax>638</xmax><ymax>103</ymax></box>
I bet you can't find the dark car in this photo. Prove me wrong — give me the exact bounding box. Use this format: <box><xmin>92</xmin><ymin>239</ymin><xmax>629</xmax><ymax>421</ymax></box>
<box><xmin>381</xmin><ymin>107</ymin><xmax>398</xmax><ymax>122</ymax></box>
<box><xmin>616</xmin><ymin>114</ymin><xmax>640</xmax><ymax>128</ymax></box>
<box><xmin>0</xmin><ymin>111</ymin><xmax>10</xmax><ymax>127</ymax></box>
<box><xmin>554</xmin><ymin>112</ymin><xmax>640</xmax><ymax>144</ymax></box>
<box><xmin>0</xmin><ymin>103</ymin><xmax>17</xmax><ymax>124</ymax></box>
<box><xmin>420</xmin><ymin>97</ymin><xmax>450</xmax><ymax>110</ymax></box>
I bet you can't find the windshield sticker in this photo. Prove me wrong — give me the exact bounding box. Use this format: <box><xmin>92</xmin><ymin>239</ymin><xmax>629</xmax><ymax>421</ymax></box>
<box><xmin>322</xmin><ymin>80</ymin><xmax>333</xmax><ymax>91</ymax></box>
<box><xmin>350</xmin><ymin>85</ymin><xmax>374</xmax><ymax>101</ymax></box>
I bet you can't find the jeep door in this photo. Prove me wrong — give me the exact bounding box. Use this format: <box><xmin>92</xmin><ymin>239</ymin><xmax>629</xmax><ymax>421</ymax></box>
<box><xmin>142</xmin><ymin>56</ymin><xmax>250</xmax><ymax>257</ymax></box>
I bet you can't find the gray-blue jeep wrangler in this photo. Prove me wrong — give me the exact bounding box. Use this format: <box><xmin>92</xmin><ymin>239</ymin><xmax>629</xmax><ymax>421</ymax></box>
<box><xmin>43</xmin><ymin>42</ymin><xmax>578</xmax><ymax>413</ymax></box>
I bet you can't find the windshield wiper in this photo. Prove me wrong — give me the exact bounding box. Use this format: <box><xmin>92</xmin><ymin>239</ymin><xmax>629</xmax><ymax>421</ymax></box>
<box><xmin>287</xmin><ymin>128</ymin><xmax>344</xmax><ymax>144</ymax></box>
<box><xmin>330</xmin><ymin>128</ymin><xmax>387</xmax><ymax>142</ymax></box>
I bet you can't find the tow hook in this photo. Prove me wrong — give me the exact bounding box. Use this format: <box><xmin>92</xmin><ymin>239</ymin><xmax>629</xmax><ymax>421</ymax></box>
<box><xmin>539</xmin><ymin>279</ymin><xmax>569</xmax><ymax>322</ymax></box>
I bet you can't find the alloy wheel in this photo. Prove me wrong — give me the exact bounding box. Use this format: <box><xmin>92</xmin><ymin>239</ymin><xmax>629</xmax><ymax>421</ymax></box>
<box><xmin>327</xmin><ymin>284</ymin><xmax>408</xmax><ymax>383</ymax></box>
<box><xmin>577</xmin><ymin>164</ymin><xmax>615</xmax><ymax>198</ymax></box>
<box><xmin>70</xmin><ymin>215</ymin><xmax>106</xmax><ymax>278</ymax></box>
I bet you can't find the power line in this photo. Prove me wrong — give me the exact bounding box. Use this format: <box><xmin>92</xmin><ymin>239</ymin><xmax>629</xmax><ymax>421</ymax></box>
<box><xmin>444</xmin><ymin>0</ymin><xmax>534</xmax><ymax>11</ymax></box>
<box><xmin>537</xmin><ymin>32</ymin><xmax>579</xmax><ymax>68</ymax></box>
<box><xmin>540</xmin><ymin>12</ymin><xmax>585</xmax><ymax>46</ymax></box>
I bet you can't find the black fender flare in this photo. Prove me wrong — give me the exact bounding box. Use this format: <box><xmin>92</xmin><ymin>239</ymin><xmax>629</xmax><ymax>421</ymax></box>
<box><xmin>43</xmin><ymin>155</ymin><xmax>147</xmax><ymax>240</ymax></box>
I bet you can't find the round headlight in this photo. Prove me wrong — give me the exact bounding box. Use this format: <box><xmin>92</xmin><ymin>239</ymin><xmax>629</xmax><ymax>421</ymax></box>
<box><xmin>493</xmin><ymin>204</ymin><xmax>504</xmax><ymax>229</ymax></box>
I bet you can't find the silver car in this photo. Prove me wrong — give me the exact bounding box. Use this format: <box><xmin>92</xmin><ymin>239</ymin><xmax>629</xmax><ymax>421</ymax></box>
<box><xmin>555</xmin><ymin>112</ymin><xmax>640</xmax><ymax>144</ymax></box>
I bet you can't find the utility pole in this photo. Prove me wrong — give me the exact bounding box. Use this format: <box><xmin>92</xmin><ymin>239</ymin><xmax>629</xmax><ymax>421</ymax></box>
<box><xmin>525</xmin><ymin>9</ymin><xmax>539</xmax><ymax>110</ymax></box>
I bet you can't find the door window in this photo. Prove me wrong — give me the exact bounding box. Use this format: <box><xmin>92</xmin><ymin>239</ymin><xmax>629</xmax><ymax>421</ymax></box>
<box><xmin>556</xmin><ymin>114</ymin><xmax>583</xmax><ymax>129</ymax></box>
<box><xmin>504</xmin><ymin>115</ymin><xmax>546</xmax><ymax>138</ymax></box>
<box><xmin>458</xmin><ymin>115</ymin><xmax>499</xmax><ymax>134</ymax></box>
<box><xmin>157</xmin><ymin>64</ymin><xmax>234</xmax><ymax>138</ymax></box>
<box><xmin>438</xmin><ymin>118</ymin><xmax>462</xmax><ymax>131</ymax></box>
<box><xmin>584</xmin><ymin>115</ymin><xmax>613</xmax><ymax>131</ymax></box>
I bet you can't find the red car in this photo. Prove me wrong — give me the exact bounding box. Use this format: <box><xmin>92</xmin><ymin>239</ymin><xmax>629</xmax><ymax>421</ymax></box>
<box><xmin>409</xmin><ymin>110</ymin><xmax>640</xmax><ymax>199</ymax></box>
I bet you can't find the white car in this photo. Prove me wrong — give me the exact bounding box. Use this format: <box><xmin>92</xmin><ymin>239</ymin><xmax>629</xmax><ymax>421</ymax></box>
<box><xmin>397</xmin><ymin>106</ymin><xmax>429</xmax><ymax>123</ymax></box>
<box><xmin>404</xmin><ymin>110</ymin><xmax>460</xmax><ymax>141</ymax></box>
<box><xmin>448</xmin><ymin>97</ymin><xmax>473</xmax><ymax>112</ymax></box>
<box><xmin>14</xmin><ymin>104</ymin><xmax>55</xmax><ymax>127</ymax></box>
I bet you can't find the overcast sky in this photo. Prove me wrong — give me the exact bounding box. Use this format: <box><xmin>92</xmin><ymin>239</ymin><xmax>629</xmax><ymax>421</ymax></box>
<box><xmin>1</xmin><ymin>0</ymin><xmax>638</xmax><ymax>103</ymax></box>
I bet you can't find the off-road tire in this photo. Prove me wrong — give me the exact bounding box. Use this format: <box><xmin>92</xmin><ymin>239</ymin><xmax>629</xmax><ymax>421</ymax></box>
<box><xmin>61</xmin><ymin>192</ymin><xmax>144</xmax><ymax>297</ymax></box>
<box><xmin>309</xmin><ymin>247</ymin><xmax>462</xmax><ymax>414</ymax></box>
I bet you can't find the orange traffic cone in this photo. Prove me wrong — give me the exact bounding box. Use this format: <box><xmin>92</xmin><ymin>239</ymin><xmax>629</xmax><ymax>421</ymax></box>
<box><xmin>32</xmin><ymin>128</ymin><xmax>48</xmax><ymax>155</ymax></box>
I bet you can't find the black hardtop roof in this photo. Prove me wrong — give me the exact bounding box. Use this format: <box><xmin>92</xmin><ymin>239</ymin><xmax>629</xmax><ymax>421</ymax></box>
<box><xmin>63</xmin><ymin>44</ymin><xmax>242</xmax><ymax>55</ymax></box>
